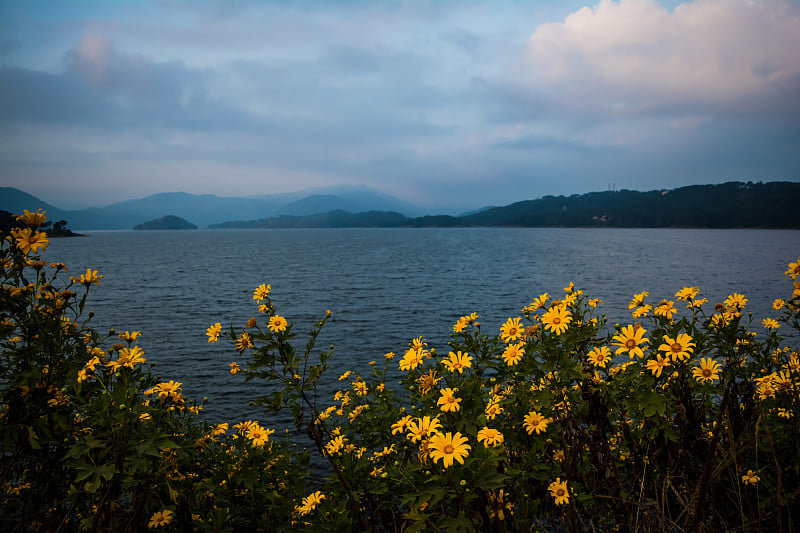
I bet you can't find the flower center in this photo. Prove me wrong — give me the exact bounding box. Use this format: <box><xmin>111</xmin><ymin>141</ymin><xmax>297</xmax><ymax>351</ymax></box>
<box><xmin>625</xmin><ymin>339</ymin><xmax>636</xmax><ymax>349</ymax></box>
<box><xmin>552</xmin><ymin>317</ymin><xmax>561</xmax><ymax>324</ymax></box>
<box><xmin>556</xmin><ymin>488</ymin><xmax>565</xmax><ymax>497</ymax></box>
<box><xmin>671</xmin><ymin>342</ymin><xmax>682</xmax><ymax>353</ymax></box>
<box><xmin>444</xmin><ymin>444</ymin><xmax>454</xmax><ymax>454</ymax></box>
<box><xmin>702</xmin><ymin>368</ymin><xmax>712</xmax><ymax>378</ymax></box>
<box><xmin>446</xmin><ymin>396</ymin><xmax>455</xmax><ymax>403</ymax></box>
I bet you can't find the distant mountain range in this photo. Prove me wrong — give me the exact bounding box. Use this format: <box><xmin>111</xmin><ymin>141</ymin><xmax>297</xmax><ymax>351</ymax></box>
<box><xmin>0</xmin><ymin>185</ymin><xmax>422</xmax><ymax>229</ymax></box>
<box><xmin>2</xmin><ymin>181</ymin><xmax>799</xmax><ymax>230</ymax></box>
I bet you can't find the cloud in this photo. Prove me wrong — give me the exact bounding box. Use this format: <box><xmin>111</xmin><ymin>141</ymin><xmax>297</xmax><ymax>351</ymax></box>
<box><xmin>518</xmin><ymin>0</ymin><xmax>800</xmax><ymax>120</ymax></box>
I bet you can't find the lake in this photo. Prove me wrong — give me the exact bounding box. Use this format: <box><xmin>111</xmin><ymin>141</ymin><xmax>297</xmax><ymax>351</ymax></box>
<box><xmin>43</xmin><ymin>228</ymin><xmax>799</xmax><ymax>427</ymax></box>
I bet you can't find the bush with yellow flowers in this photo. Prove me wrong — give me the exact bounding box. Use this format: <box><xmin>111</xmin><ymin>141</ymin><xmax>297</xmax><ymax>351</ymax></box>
<box><xmin>1</xmin><ymin>211</ymin><xmax>308</xmax><ymax>531</ymax></box>
<box><xmin>2</xmin><ymin>210</ymin><xmax>799</xmax><ymax>531</ymax></box>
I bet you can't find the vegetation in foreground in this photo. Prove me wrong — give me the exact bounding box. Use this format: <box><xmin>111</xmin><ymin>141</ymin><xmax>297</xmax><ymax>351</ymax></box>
<box><xmin>2</xmin><ymin>210</ymin><xmax>799</xmax><ymax>531</ymax></box>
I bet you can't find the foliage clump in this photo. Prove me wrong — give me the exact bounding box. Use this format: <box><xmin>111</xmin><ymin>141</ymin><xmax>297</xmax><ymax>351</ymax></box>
<box><xmin>2</xmin><ymin>210</ymin><xmax>799</xmax><ymax>531</ymax></box>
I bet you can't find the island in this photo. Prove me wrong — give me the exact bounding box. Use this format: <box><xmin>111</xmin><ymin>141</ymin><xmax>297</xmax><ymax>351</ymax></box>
<box><xmin>133</xmin><ymin>215</ymin><xmax>198</xmax><ymax>230</ymax></box>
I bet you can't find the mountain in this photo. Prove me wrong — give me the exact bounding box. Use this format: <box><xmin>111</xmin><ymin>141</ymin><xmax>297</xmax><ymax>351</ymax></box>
<box><xmin>133</xmin><ymin>215</ymin><xmax>198</xmax><ymax>230</ymax></box>
<box><xmin>211</xmin><ymin>210</ymin><xmax>408</xmax><ymax>228</ymax></box>
<box><xmin>458</xmin><ymin>181</ymin><xmax>800</xmax><ymax>228</ymax></box>
<box><xmin>0</xmin><ymin>185</ymin><xmax>420</xmax><ymax>229</ymax></box>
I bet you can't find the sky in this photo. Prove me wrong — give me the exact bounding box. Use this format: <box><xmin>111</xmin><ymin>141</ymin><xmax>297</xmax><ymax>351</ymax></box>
<box><xmin>1</xmin><ymin>0</ymin><xmax>798</xmax><ymax>211</ymax></box>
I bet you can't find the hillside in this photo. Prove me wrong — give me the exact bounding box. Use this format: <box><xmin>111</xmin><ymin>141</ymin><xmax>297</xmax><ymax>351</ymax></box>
<box><xmin>133</xmin><ymin>215</ymin><xmax>198</xmax><ymax>230</ymax></box>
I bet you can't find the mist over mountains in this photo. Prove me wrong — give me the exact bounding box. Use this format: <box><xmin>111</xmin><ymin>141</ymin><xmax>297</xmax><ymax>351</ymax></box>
<box><xmin>2</xmin><ymin>181</ymin><xmax>799</xmax><ymax>230</ymax></box>
<box><xmin>0</xmin><ymin>185</ymin><xmax>424</xmax><ymax>230</ymax></box>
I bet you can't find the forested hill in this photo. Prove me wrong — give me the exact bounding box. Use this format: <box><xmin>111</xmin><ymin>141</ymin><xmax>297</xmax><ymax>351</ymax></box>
<box><xmin>212</xmin><ymin>181</ymin><xmax>800</xmax><ymax>229</ymax></box>
<box><xmin>456</xmin><ymin>181</ymin><xmax>800</xmax><ymax>228</ymax></box>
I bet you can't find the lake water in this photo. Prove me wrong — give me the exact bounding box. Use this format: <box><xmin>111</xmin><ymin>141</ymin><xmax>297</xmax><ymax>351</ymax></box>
<box><xmin>43</xmin><ymin>228</ymin><xmax>799</xmax><ymax>428</ymax></box>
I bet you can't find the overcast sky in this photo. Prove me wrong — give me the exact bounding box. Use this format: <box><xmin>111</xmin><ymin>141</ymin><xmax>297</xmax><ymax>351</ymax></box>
<box><xmin>1</xmin><ymin>0</ymin><xmax>798</xmax><ymax>211</ymax></box>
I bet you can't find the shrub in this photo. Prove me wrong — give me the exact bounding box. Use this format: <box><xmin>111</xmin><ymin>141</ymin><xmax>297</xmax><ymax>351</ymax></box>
<box><xmin>2</xmin><ymin>210</ymin><xmax>799</xmax><ymax>531</ymax></box>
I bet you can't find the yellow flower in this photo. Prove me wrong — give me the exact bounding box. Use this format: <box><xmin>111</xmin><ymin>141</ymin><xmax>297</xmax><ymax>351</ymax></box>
<box><xmin>587</xmin><ymin>346</ymin><xmax>611</xmax><ymax>368</ymax></box>
<box><xmin>645</xmin><ymin>354</ymin><xmax>670</xmax><ymax>378</ymax></box>
<box><xmin>443</xmin><ymin>351</ymin><xmax>473</xmax><ymax>374</ymax></box>
<box><xmin>786</xmin><ymin>257</ymin><xmax>800</xmax><ymax>280</ymax></box>
<box><xmin>588</xmin><ymin>298</ymin><xmax>602</xmax><ymax>308</ymax></box>
<box><xmin>417</xmin><ymin>369</ymin><xmax>441</xmax><ymax>395</ymax></box>
<box><xmin>427</xmin><ymin>431</ymin><xmax>470</xmax><ymax>468</ymax></box>
<box><xmin>11</xmin><ymin>228</ymin><xmax>49</xmax><ymax>255</ymax></box>
<box><xmin>16</xmin><ymin>209</ymin><xmax>48</xmax><ymax>227</ymax></box>
<box><xmin>148</xmin><ymin>509</ymin><xmax>174</xmax><ymax>528</ymax></box>
<box><xmin>500</xmin><ymin>317</ymin><xmax>524</xmax><ymax>343</ymax></box>
<box><xmin>524</xmin><ymin>410</ymin><xmax>551</xmax><ymax>435</ymax></box>
<box><xmin>692</xmin><ymin>358</ymin><xmax>721</xmax><ymax>384</ymax></box>
<box><xmin>773</xmin><ymin>299</ymin><xmax>785</xmax><ymax>310</ymax></box>
<box><xmin>297</xmin><ymin>491</ymin><xmax>325</xmax><ymax>515</ymax></box>
<box><xmin>151</xmin><ymin>380</ymin><xmax>182</xmax><ymax>399</ymax></box>
<box><xmin>118</xmin><ymin>331</ymin><xmax>141</xmax><ymax>343</ymax></box>
<box><xmin>235</xmin><ymin>331</ymin><xmax>251</xmax><ymax>352</ymax></box>
<box><xmin>485</xmin><ymin>400</ymin><xmax>503</xmax><ymax>420</ymax></box>
<box><xmin>391</xmin><ymin>415</ymin><xmax>414</xmax><ymax>435</ymax></box>
<box><xmin>268</xmin><ymin>315</ymin><xmax>288</xmax><ymax>333</ymax></box>
<box><xmin>229</xmin><ymin>362</ymin><xmax>241</xmax><ymax>374</ymax></box>
<box><xmin>205</xmin><ymin>322</ymin><xmax>222</xmax><ymax>343</ymax></box>
<box><xmin>541</xmin><ymin>305</ymin><xmax>572</xmax><ymax>335</ymax></box>
<box><xmin>632</xmin><ymin>304</ymin><xmax>652</xmax><ymax>318</ymax></box>
<box><xmin>724</xmin><ymin>293</ymin><xmax>748</xmax><ymax>311</ymax></box>
<box><xmin>488</xmin><ymin>489</ymin><xmax>514</xmax><ymax>520</ymax></box>
<box><xmin>548</xmin><ymin>478</ymin><xmax>569</xmax><ymax>505</ymax></box>
<box><xmin>762</xmin><ymin>318</ymin><xmax>780</xmax><ymax>330</ymax></box>
<box><xmin>247</xmin><ymin>423</ymin><xmax>274</xmax><ymax>447</ymax></box>
<box><xmin>477</xmin><ymin>427</ymin><xmax>504</xmax><ymax>447</ymax></box>
<box><xmin>654</xmin><ymin>300</ymin><xmax>677</xmax><ymax>319</ymax></box>
<box><xmin>611</xmin><ymin>325</ymin><xmax>649</xmax><ymax>358</ymax></box>
<box><xmin>253</xmin><ymin>283</ymin><xmax>271</xmax><ymax>301</ymax></box>
<box><xmin>325</xmin><ymin>435</ymin><xmax>347</xmax><ymax>455</ymax></box>
<box><xmin>437</xmin><ymin>387</ymin><xmax>462</xmax><ymax>413</ymax></box>
<box><xmin>658</xmin><ymin>333</ymin><xmax>695</xmax><ymax>363</ymax></box>
<box><xmin>501</xmin><ymin>343</ymin><xmax>524</xmax><ymax>366</ymax></box>
<box><xmin>742</xmin><ymin>470</ymin><xmax>760</xmax><ymax>485</ymax></box>
<box><xmin>72</xmin><ymin>268</ymin><xmax>102</xmax><ymax>287</ymax></box>
<box><xmin>352</xmin><ymin>380</ymin><xmax>368</xmax><ymax>396</ymax></box>
<box><xmin>628</xmin><ymin>291</ymin><xmax>649</xmax><ymax>309</ymax></box>
<box><xmin>675</xmin><ymin>286</ymin><xmax>700</xmax><ymax>301</ymax></box>
<box><xmin>399</xmin><ymin>346</ymin><xmax>426</xmax><ymax>371</ymax></box>
<box><xmin>407</xmin><ymin>416</ymin><xmax>442</xmax><ymax>443</ymax></box>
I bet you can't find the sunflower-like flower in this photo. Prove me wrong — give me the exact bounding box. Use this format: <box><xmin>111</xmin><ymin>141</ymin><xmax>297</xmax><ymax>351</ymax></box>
<box><xmin>658</xmin><ymin>333</ymin><xmax>695</xmax><ymax>362</ymax></box>
<box><xmin>427</xmin><ymin>431</ymin><xmax>470</xmax><ymax>468</ymax></box>
<box><xmin>541</xmin><ymin>305</ymin><xmax>572</xmax><ymax>335</ymax></box>
<box><xmin>741</xmin><ymin>470</ymin><xmax>760</xmax><ymax>485</ymax></box>
<box><xmin>417</xmin><ymin>370</ymin><xmax>441</xmax><ymax>395</ymax></box>
<box><xmin>548</xmin><ymin>478</ymin><xmax>569</xmax><ymax>505</ymax></box>
<box><xmin>500</xmin><ymin>317</ymin><xmax>524</xmax><ymax>343</ymax></box>
<box><xmin>628</xmin><ymin>291</ymin><xmax>649</xmax><ymax>309</ymax></box>
<box><xmin>611</xmin><ymin>325</ymin><xmax>649</xmax><ymax>358</ymax></box>
<box><xmin>477</xmin><ymin>427</ymin><xmax>504</xmax><ymax>447</ymax></box>
<box><xmin>253</xmin><ymin>283</ymin><xmax>271</xmax><ymax>302</ymax></box>
<box><xmin>501</xmin><ymin>343</ymin><xmax>524</xmax><ymax>366</ymax></box>
<box><xmin>443</xmin><ymin>351</ymin><xmax>473</xmax><ymax>374</ymax></box>
<box><xmin>296</xmin><ymin>491</ymin><xmax>325</xmax><ymax>516</ymax></box>
<box><xmin>148</xmin><ymin>509</ymin><xmax>174</xmax><ymax>528</ymax></box>
<box><xmin>437</xmin><ymin>387</ymin><xmax>462</xmax><ymax>413</ymax></box>
<box><xmin>10</xmin><ymin>228</ymin><xmax>49</xmax><ymax>255</ymax></box>
<box><xmin>268</xmin><ymin>315</ymin><xmax>288</xmax><ymax>333</ymax></box>
<box><xmin>654</xmin><ymin>300</ymin><xmax>677</xmax><ymax>319</ymax></box>
<box><xmin>587</xmin><ymin>346</ymin><xmax>611</xmax><ymax>368</ymax></box>
<box><xmin>645</xmin><ymin>354</ymin><xmax>671</xmax><ymax>378</ymax></box>
<box><xmin>785</xmin><ymin>257</ymin><xmax>800</xmax><ymax>280</ymax></box>
<box><xmin>524</xmin><ymin>410</ymin><xmax>552</xmax><ymax>435</ymax></box>
<box><xmin>406</xmin><ymin>416</ymin><xmax>442</xmax><ymax>443</ymax></box>
<box><xmin>692</xmin><ymin>357</ymin><xmax>721</xmax><ymax>384</ymax></box>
